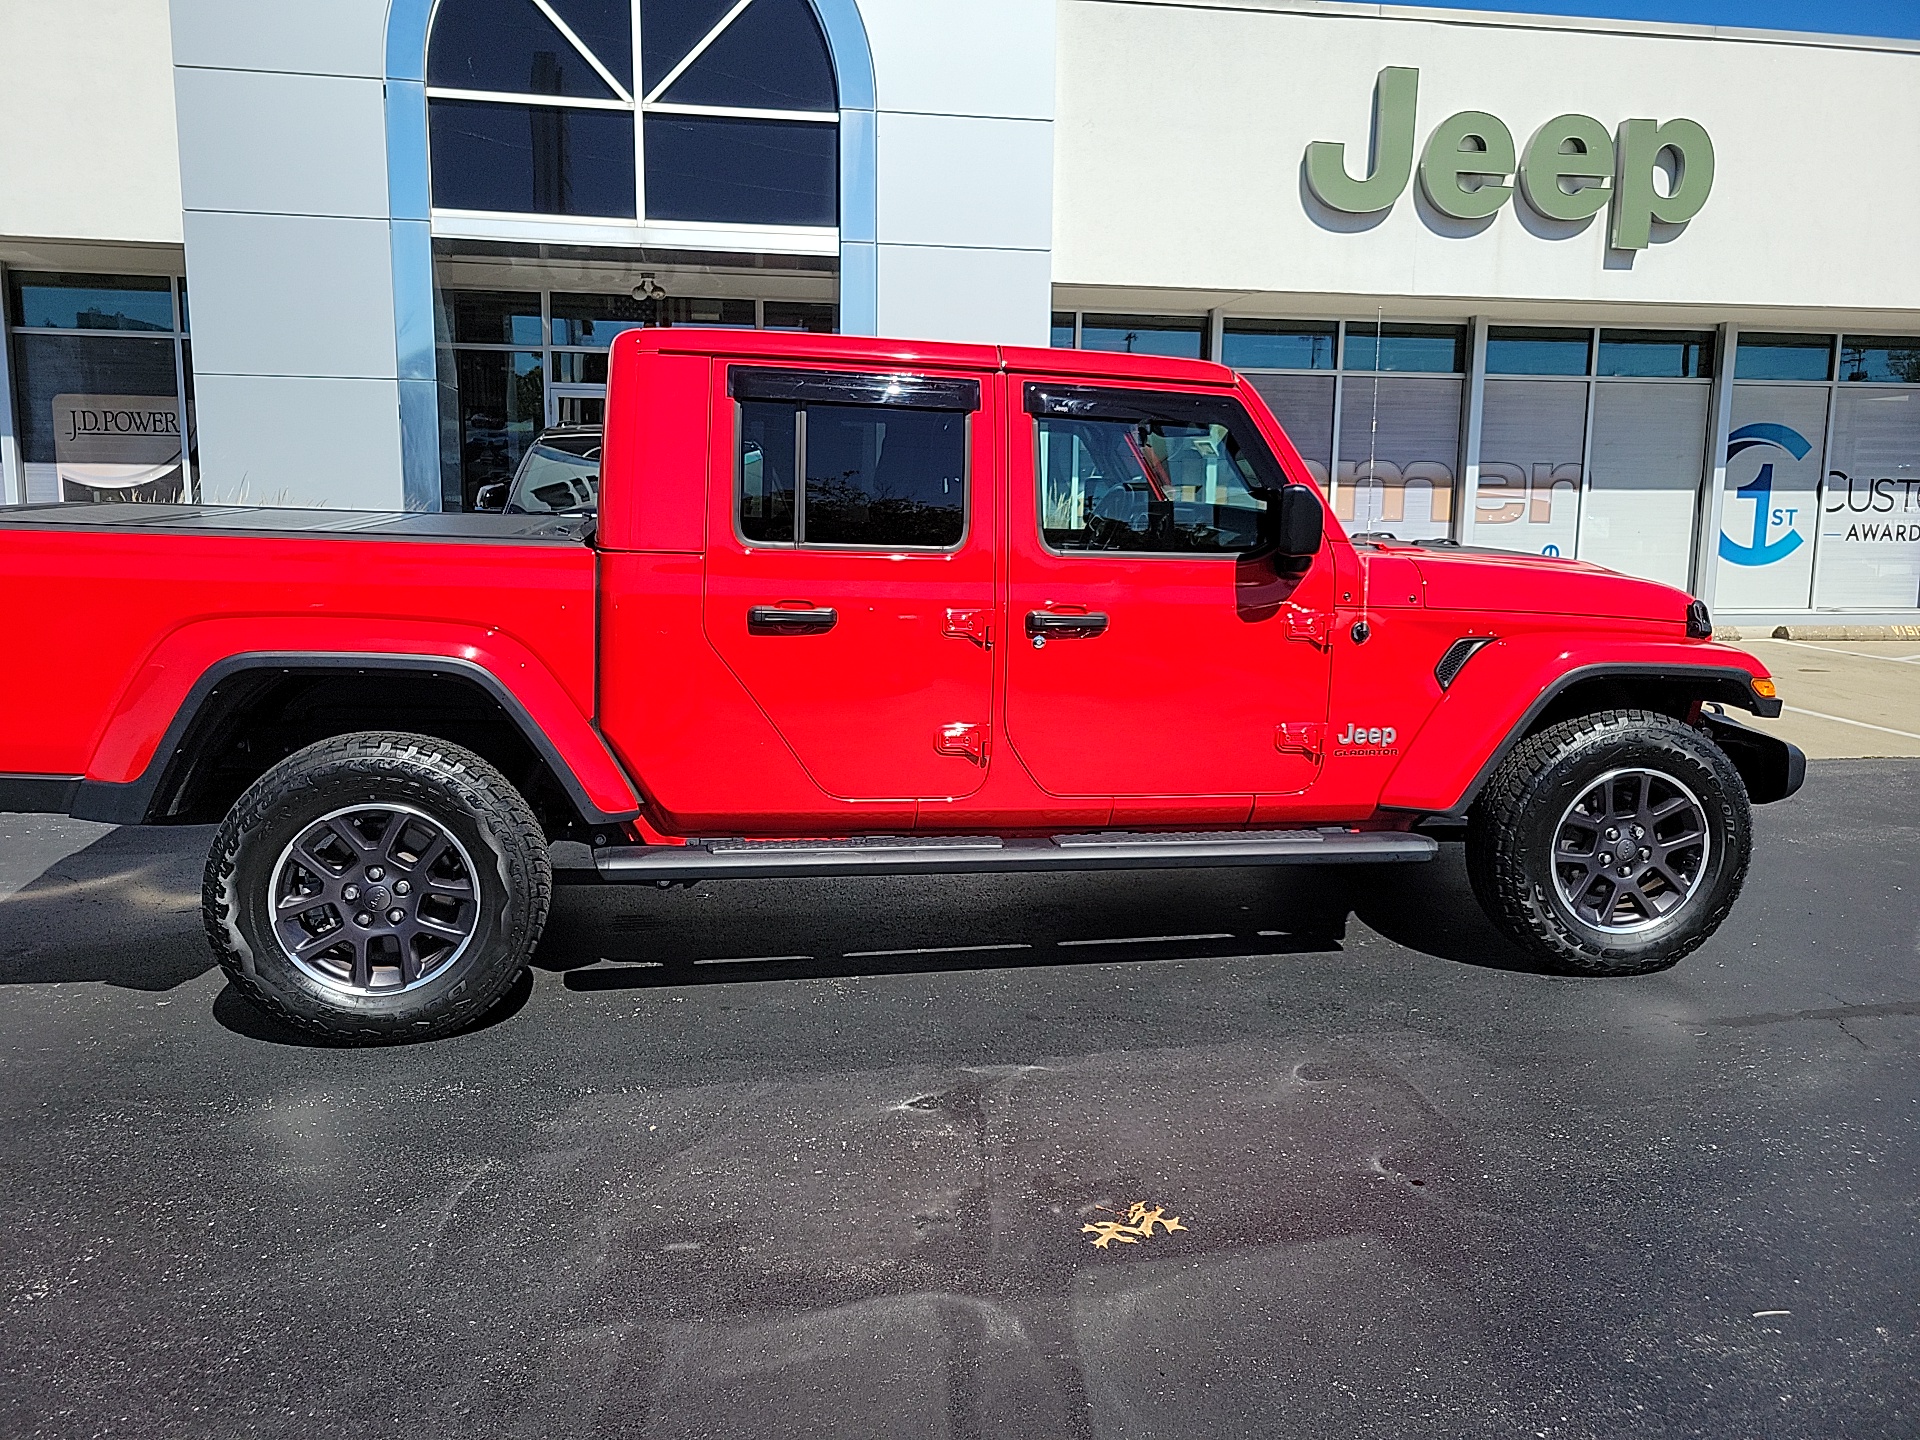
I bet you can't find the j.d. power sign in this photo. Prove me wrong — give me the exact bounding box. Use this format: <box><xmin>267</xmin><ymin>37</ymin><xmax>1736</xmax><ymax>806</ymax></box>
<box><xmin>1305</xmin><ymin>68</ymin><xmax>1713</xmax><ymax>250</ymax></box>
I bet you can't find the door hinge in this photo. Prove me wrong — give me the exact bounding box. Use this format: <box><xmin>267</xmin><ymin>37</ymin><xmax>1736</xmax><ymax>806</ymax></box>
<box><xmin>936</xmin><ymin>722</ymin><xmax>988</xmax><ymax>762</ymax></box>
<box><xmin>1274</xmin><ymin>722</ymin><xmax>1324</xmax><ymax>760</ymax></box>
<box><xmin>1285</xmin><ymin>607</ymin><xmax>1331</xmax><ymax>647</ymax></box>
<box><xmin>944</xmin><ymin>607</ymin><xmax>993</xmax><ymax>648</ymax></box>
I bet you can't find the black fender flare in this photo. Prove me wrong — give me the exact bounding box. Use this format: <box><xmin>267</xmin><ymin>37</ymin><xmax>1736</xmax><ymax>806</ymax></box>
<box><xmin>69</xmin><ymin>651</ymin><xmax>641</xmax><ymax>828</ymax></box>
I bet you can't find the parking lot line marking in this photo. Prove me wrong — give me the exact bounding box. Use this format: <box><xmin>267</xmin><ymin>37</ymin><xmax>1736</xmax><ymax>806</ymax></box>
<box><xmin>694</xmin><ymin>954</ymin><xmax>813</xmax><ymax>965</ymax></box>
<box><xmin>1781</xmin><ymin>705</ymin><xmax>1920</xmax><ymax>741</ymax></box>
<box><xmin>1058</xmin><ymin>933</ymin><xmax>1235</xmax><ymax>947</ymax></box>
<box><xmin>1754</xmin><ymin>638</ymin><xmax>1920</xmax><ymax>665</ymax></box>
<box><xmin>843</xmin><ymin>942</ymin><xmax>1033</xmax><ymax>958</ymax></box>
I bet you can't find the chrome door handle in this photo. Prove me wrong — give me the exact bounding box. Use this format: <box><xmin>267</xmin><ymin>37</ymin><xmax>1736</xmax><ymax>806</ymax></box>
<box><xmin>748</xmin><ymin>605</ymin><xmax>837</xmax><ymax>634</ymax></box>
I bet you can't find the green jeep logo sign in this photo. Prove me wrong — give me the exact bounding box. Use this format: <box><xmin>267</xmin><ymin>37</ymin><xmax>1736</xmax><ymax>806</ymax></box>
<box><xmin>1304</xmin><ymin>67</ymin><xmax>1713</xmax><ymax>250</ymax></box>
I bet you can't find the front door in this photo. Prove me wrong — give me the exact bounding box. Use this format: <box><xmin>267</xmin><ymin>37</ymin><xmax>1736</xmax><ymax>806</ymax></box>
<box><xmin>703</xmin><ymin>364</ymin><xmax>998</xmax><ymax>806</ymax></box>
<box><xmin>1004</xmin><ymin>381</ymin><xmax>1335</xmax><ymax>807</ymax></box>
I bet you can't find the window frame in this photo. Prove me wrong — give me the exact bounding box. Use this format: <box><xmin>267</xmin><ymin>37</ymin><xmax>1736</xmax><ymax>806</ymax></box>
<box><xmin>1025</xmin><ymin>382</ymin><xmax>1285</xmax><ymax>561</ymax></box>
<box><xmin>729</xmin><ymin>367</ymin><xmax>979</xmax><ymax>554</ymax></box>
<box><xmin>423</xmin><ymin>0</ymin><xmax>841</xmax><ymax>240</ymax></box>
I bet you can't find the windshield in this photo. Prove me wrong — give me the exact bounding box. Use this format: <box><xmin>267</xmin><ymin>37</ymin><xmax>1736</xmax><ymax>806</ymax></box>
<box><xmin>510</xmin><ymin>441</ymin><xmax>600</xmax><ymax>515</ymax></box>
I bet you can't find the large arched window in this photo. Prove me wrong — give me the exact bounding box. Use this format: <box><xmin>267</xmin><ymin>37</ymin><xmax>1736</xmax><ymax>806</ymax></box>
<box><xmin>425</xmin><ymin>0</ymin><xmax>839</xmax><ymax>232</ymax></box>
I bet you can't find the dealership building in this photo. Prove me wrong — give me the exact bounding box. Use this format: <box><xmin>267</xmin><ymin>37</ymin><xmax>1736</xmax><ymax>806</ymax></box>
<box><xmin>2</xmin><ymin>0</ymin><xmax>1918</xmax><ymax>622</ymax></box>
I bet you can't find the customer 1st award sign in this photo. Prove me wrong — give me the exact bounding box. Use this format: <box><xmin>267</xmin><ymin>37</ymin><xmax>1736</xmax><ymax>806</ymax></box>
<box><xmin>1305</xmin><ymin>67</ymin><xmax>1713</xmax><ymax>250</ymax></box>
<box><xmin>52</xmin><ymin>393</ymin><xmax>185</xmax><ymax>504</ymax></box>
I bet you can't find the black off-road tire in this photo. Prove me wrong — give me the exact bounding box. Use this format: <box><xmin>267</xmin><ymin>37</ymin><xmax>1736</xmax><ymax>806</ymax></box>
<box><xmin>203</xmin><ymin>732</ymin><xmax>551</xmax><ymax>1043</ymax></box>
<box><xmin>1466</xmin><ymin>709</ymin><xmax>1751</xmax><ymax>977</ymax></box>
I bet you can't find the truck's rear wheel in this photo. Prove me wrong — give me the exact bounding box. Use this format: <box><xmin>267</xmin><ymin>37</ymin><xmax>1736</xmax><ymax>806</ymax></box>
<box><xmin>1466</xmin><ymin>709</ymin><xmax>1750</xmax><ymax>976</ymax></box>
<box><xmin>203</xmin><ymin>732</ymin><xmax>551</xmax><ymax>1043</ymax></box>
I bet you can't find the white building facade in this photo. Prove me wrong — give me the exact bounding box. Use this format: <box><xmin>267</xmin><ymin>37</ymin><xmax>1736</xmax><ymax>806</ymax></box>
<box><xmin>2</xmin><ymin>0</ymin><xmax>1917</xmax><ymax>622</ymax></box>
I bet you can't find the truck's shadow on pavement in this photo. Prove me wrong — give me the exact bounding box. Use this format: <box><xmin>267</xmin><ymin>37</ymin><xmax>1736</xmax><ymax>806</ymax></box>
<box><xmin>0</xmin><ymin>826</ymin><xmax>1543</xmax><ymax>1043</ymax></box>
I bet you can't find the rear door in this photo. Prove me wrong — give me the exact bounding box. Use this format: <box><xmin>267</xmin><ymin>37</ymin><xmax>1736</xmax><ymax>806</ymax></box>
<box><xmin>1003</xmin><ymin>380</ymin><xmax>1335</xmax><ymax>809</ymax></box>
<box><xmin>702</xmin><ymin>364</ymin><xmax>997</xmax><ymax>804</ymax></box>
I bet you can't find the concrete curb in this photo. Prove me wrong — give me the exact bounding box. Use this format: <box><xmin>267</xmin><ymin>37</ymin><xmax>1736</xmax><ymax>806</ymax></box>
<box><xmin>1719</xmin><ymin>624</ymin><xmax>1920</xmax><ymax>642</ymax></box>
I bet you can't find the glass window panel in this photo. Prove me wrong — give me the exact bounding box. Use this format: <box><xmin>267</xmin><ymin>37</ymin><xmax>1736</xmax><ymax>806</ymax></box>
<box><xmin>1246</xmin><ymin>373</ymin><xmax>1334</xmax><ymax>486</ymax></box>
<box><xmin>1486</xmin><ymin>326</ymin><xmax>1590</xmax><ymax>377</ymax></box>
<box><xmin>1335</xmin><ymin>375</ymin><xmax>1461</xmax><ymax>540</ymax></box>
<box><xmin>639</xmin><ymin>0</ymin><xmax>738</xmax><ymax>95</ymax></box>
<box><xmin>550</xmin><ymin>291</ymin><xmax>645</xmax><ymax>345</ymax></box>
<box><xmin>176</xmin><ymin>278</ymin><xmax>189</xmax><ymax>335</ymax></box>
<box><xmin>1343</xmin><ymin>322</ymin><xmax>1466</xmax><ymax>374</ymax></box>
<box><xmin>1596</xmin><ymin>329</ymin><xmax>1716</xmax><ymax>378</ymax></box>
<box><xmin>1078</xmin><ymin>314</ymin><xmax>1204</xmax><ymax>360</ymax></box>
<box><xmin>8</xmin><ymin>272</ymin><xmax>174</xmax><ymax>333</ymax></box>
<box><xmin>1839</xmin><ymin>336</ymin><xmax>1920</xmax><ymax>384</ymax></box>
<box><xmin>10</xmin><ymin>333</ymin><xmax>186</xmax><ymax>503</ymax></box>
<box><xmin>669</xmin><ymin>297</ymin><xmax>756</xmax><ymax>327</ymax></box>
<box><xmin>658</xmin><ymin>0</ymin><xmax>836</xmax><ymax>111</ymax></box>
<box><xmin>1736</xmin><ymin>334</ymin><xmax>1833</xmax><ymax>382</ymax></box>
<box><xmin>1051</xmin><ymin>312</ymin><xmax>1075</xmax><ymax>349</ymax></box>
<box><xmin>1472</xmin><ymin>379</ymin><xmax>1586</xmax><ymax>557</ymax></box>
<box><xmin>1713</xmin><ymin>384</ymin><xmax>1828</xmax><ymax>610</ymax></box>
<box><xmin>804</xmin><ymin>403</ymin><xmax>966</xmax><ymax>548</ymax></box>
<box><xmin>452</xmin><ymin>349</ymin><xmax>544</xmax><ymax>509</ymax></box>
<box><xmin>1222</xmin><ymin>319</ymin><xmax>1336</xmax><ymax>371</ymax></box>
<box><xmin>554</xmin><ymin>395</ymin><xmax>604</xmax><ymax>427</ymax></box>
<box><xmin>1037</xmin><ymin>412</ymin><xmax>1269</xmax><ymax>555</ymax></box>
<box><xmin>545</xmin><ymin>0</ymin><xmax>632</xmax><ymax>91</ymax></box>
<box><xmin>1813</xmin><ymin>387</ymin><xmax>1920</xmax><ymax>609</ymax></box>
<box><xmin>738</xmin><ymin>400</ymin><xmax>796</xmax><ymax>542</ymax></box>
<box><xmin>510</xmin><ymin>434</ymin><xmax>602</xmax><ymax>513</ymax></box>
<box><xmin>1580</xmin><ymin>380</ymin><xmax>1709</xmax><ymax>586</ymax></box>
<box><xmin>551</xmin><ymin>351</ymin><xmax>610</xmax><ymax>383</ymax></box>
<box><xmin>763</xmin><ymin>301</ymin><xmax>835</xmax><ymax>333</ymax></box>
<box><xmin>427</xmin><ymin>0</ymin><xmax>619</xmax><ymax>98</ymax></box>
<box><xmin>429</xmin><ymin>99</ymin><xmax>636</xmax><ymax>217</ymax></box>
<box><xmin>444</xmin><ymin>290</ymin><xmax>544</xmax><ymax>346</ymax></box>
<box><xmin>643</xmin><ymin>115</ymin><xmax>836</xmax><ymax>226</ymax></box>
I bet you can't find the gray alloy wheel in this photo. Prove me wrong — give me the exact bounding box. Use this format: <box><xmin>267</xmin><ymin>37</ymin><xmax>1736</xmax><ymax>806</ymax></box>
<box><xmin>1549</xmin><ymin>767</ymin><xmax>1712</xmax><ymax>934</ymax></box>
<box><xmin>269</xmin><ymin>803</ymin><xmax>482</xmax><ymax>996</ymax></box>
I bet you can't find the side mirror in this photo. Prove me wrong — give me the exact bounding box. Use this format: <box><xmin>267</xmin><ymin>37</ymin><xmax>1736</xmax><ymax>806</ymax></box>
<box><xmin>473</xmin><ymin>482</ymin><xmax>509</xmax><ymax>513</ymax></box>
<box><xmin>1266</xmin><ymin>482</ymin><xmax>1324</xmax><ymax>566</ymax></box>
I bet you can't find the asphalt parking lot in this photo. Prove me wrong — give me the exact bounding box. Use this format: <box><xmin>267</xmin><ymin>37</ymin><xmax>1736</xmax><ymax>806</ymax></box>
<box><xmin>1</xmin><ymin>758</ymin><xmax>1915</xmax><ymax>1439</ymax></box>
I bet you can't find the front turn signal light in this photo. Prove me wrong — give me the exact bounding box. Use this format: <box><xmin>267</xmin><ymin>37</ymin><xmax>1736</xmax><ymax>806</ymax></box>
<box><xmin>1751</xmin><ymin>677</ymin><xmax>1778</xmax><ymax>700</ymax></box>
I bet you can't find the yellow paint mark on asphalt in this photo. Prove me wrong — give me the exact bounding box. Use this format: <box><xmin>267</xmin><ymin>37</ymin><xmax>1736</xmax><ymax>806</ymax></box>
<box><xmin>1083</xmin><ymin>1201</ymin><xmax>1189</xmax><ymax>1249</ymax></box>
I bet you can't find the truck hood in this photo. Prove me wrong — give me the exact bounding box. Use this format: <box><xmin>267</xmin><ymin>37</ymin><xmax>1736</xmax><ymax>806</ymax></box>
<box><xmin>1391</xmin><ymin>544</ymin><xmax>1693</xmax><ymax>626</ymax></box>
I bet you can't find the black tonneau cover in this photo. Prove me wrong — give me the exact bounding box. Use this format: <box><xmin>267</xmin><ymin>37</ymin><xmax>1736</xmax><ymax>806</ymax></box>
<box><xmin>0</xmin><ymin>503</ymin><xmax>592</xmax><ymax>544</ymax></box>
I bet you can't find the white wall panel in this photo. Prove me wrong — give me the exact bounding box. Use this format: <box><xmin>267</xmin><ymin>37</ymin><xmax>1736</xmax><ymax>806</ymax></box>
<box><xmin>167</xmin><ymin>0</ymin><xmax>390</xmax><ymax>78</ymax></box>
<box><xmin>876</xmin><ymin>114</ymin><xmax>1054</xmax><ymax>252</ymax></box>
<box><xmin>0</xmin><ymin>0</ymin><xmax>182</xmax><ymax>244</ymax></box>
<box><xmin>175</xmin><ymin>69</ymin><xmax>390</xmax><ymax>219</ymax></box>
<box><xmin>191</xmin><ymin>374</ymin><xmax>402</xmax><ymax>510</ymax></box>
<box><xmin>181</xmin><ymin>212</ymin><xmax>396</xmax><ymax>380</ymax></box>
<box><xmin>876</xmin><ymin>245</ymin><xmax>1052</xmax><ymax>346</ymax></box>
<box><xmin>856</xmin><ymin>0</ymin><xmax>1054</xmax><ymax>119</ymax></box>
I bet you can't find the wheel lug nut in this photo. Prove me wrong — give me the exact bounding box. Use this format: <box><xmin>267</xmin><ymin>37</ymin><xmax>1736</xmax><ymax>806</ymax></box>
<box><xmin>342</xmin><ymin>884</ymin><xmax>359</xmax><ymax>901</ymax></box>
<box><xmin>1639</xmin><ymin>847</ymin><xmax>1651</xmax><ymax>859</ymax></box>
<box><xmin>354</xmin><ymin>912</ymin><xmax>372</xmax><ymax>927</ymax></box>
<box><xmin>1605</xmin><ymin>828</ymin><xmax>1619</xmax><ymax>841</ymax></box>
<box><xmin>387</xmin><ymin>908</ymin><xmax>406</xmax><ymax>925</ymax></box>
<box><xmin>393</xmin><ymin>880</ymin><xmax>410</xmax><ymax>896</ymax></box>
<box><xmin>367</xmin><ymin>867</ymin><xmax>385</xmax><ymax>882</ymax></box>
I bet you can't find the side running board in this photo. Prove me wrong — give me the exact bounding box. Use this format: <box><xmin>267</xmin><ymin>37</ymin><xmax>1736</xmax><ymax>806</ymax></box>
<box><xmin>584</xmin><ymin>828</ymin><xmax>1436</xmax><ymax>884</ymax></box>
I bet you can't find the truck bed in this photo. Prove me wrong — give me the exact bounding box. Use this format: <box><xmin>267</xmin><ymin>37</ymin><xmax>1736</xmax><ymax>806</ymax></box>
<box><xmin>0</xmin><ymin>503</ymin><xmax>600</xmax><ymax>786</ymax></box>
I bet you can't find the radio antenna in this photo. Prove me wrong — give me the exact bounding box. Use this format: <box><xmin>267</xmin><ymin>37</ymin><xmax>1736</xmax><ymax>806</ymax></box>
<box><xmin>1355</xmin><ymin>306</ymin><xmax>1382</xmax><ymax>642</ymax></box>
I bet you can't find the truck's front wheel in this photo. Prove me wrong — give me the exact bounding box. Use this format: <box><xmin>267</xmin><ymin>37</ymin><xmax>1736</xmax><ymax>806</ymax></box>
<box><xmin>1466</xmin><ymin>709</ymin><xmax>1751</xmax><ymax>976</ymax></box>
<box><xmin>203</xmin><ymin>732</ymin><xmax>551</xmax><ymax>1042</ymax></box>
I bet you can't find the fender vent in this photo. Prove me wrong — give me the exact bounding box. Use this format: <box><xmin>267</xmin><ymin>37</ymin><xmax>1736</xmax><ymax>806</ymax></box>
<box><xmin>1434</xmin><ymin>636</ymin><xmax>1495</xmax><ymax>690</ymax></box>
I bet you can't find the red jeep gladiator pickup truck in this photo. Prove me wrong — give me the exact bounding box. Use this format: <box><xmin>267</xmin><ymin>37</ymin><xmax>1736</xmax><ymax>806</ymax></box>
<box><xmin>0</xmin><ymin>329</ymin><xmax>1802</xmax><ymax>1042</ymax></box>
